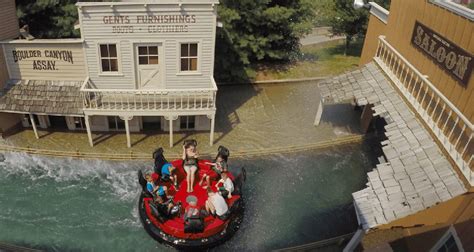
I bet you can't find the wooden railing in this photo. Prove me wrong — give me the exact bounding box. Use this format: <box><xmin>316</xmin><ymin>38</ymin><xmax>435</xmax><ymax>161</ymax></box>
<box><xmin>80</xmin><ymin>77</ymin><xmax>217</xmax><ymax>112</ymax></box>
<box><xmin>374</xmin><ymin>35</ymin><xmax>473</xmax><ymax>185</ymax></box>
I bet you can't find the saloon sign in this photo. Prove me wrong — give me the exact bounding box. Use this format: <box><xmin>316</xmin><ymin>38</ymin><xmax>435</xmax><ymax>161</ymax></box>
<box><xmin>411</xmin><ymin>21</ymin><xmax>473</xmax><ymax>86</ymax></box>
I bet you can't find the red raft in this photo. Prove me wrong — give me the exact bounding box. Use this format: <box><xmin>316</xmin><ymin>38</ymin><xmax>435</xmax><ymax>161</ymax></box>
<box><xmin>138</xmin><ymin>158</ymin><xmax>246</xmax><ymax>250</ymax></box>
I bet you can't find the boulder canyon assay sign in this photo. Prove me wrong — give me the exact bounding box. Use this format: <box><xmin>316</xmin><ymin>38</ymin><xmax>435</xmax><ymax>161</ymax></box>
<box><xmin>11</xmin><ymin>49</ymin><xmax>74</xmax><ymax>71</ymax></box>
<box><xmin>411</xmin><ymin>21</ymin><xmax>473</xmax><ymax>86</ymax></box>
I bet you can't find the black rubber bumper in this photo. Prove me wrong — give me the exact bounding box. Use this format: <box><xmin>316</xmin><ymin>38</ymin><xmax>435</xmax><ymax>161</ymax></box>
<box><xmin>138</xmin><ymin>193</ymin><xmax>244</xmax><ymax>251</ymax></box>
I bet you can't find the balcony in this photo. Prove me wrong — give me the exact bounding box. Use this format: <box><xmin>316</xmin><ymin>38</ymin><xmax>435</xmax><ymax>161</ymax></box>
<box><xmin>374</xmin><ymin>35</ymin><xmax>473</xmax><ymax>185</ymax></box>
<box><xmin>80</xmin><ymin>77</ymin><xmax>217</xmax><ymax>113</ymax></box>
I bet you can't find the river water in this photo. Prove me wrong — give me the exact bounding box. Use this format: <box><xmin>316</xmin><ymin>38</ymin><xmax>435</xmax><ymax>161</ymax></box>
<box><xmin>0</xmin><ymin>143</ymin><xmax>375</xmax><ymax>251</ymax></box>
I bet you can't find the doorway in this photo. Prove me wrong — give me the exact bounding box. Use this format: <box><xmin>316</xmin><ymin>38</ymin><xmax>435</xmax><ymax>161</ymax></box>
<box><xmin>48</xmin><ymin>116</ymin><xmax>68</xmax><ymax>129</ymax></box>
<box><xmin>136</xmin><ymin>44</ymin><xmax>162</xmax><ymax>89</ymax></box>
<box><xmin>142</xmin><ymin>116</ymin><xmax>161</xmax><ymax>131</ymax></box>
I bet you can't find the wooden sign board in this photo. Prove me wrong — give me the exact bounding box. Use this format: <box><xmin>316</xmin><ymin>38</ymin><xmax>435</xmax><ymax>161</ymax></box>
<box><xmin>411</xmin><ymin>21</ymin><xmax>473</xmax><ymax>86</ymax></box>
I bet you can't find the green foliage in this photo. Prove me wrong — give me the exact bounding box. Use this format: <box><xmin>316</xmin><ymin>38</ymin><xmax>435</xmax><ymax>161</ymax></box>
<box><xmin>327</xmin><ymin>0</ymin><xmax>369</xmax><ymax>42</ymax></box>
<box><xmin>215</xmin><ymin>0</ymin><xmax>315</xmax><ymax>82</ymax></box>
<box><xmin>316</xmin><ymin>0</ymin><xmax>390</xmax><ymax>55</ymax></box>
<box><xmin>16</xmin><ymin>0</ymin><xmax>80</xmax><ymax>38</ymax></box>
<box><xmin>16</xmin><ymin>0</ymin><xmax>315</xmax><ymax>83</ymax></box>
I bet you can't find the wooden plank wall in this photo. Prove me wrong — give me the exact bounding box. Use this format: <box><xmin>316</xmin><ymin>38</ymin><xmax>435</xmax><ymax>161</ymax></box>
<box><xmin>0</xmin><ymin>0</ymin><xmax>19</xmax><ymax>40</ymax></box>
<box><xmin>0</xmin><ymin>0</ymin><xmax>19</xmax><ymax>90</ymax></box>
<box><xmin>79</xmin><ymin>4</ymin><xmax>217</xmax><ymax>90</ymax></box>
<box><xmin>360</xmin><ymin>15</ymin><xmax>387</xmax><ymax>65</ymax></box>
<box><xmin>384</xmin><ymin>0</ymin><xmax>474</xmax><ymax>122</ymax></box>
<box><xmin>2</xmin><ymin>42</ymin><xmax>86</xmax><ymax>81</ymax></box>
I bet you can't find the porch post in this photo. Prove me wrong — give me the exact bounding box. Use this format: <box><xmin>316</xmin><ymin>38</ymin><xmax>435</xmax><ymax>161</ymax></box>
<box><xmin>125</xmin><ymin>119</ymin><xmax>131</xmax><ymax>148</ymax></box>
<box><xmin>314</xmin><ymin>99</ymin><xmax>323</xmax><ymax>126</ymax></box>
<box><xmin>84</xmin><ymin>115</ymin><xmax>93</xmax><ymax>147</ymax></box>
<box><xmin>29</xmin><ymin>114</ymin><xmax>39</xmax><ymax>139</ymax></box>
<box><xmin>120</xmin><ymin>115</ymin><xmax>133</xmax><ymax>148</ymax></box>
<box><xmin>169</xmin><ymin>117</ymin><xmax>173</xmax><ymax>148</ymax></box>
<box><xmin>208</xmin><ymin>113</ymin><xmax>215</xmax><ymax>146</ymax></box>
<box><xmin>165</xmin><ymin>115</ymin><xmax>177</xmax><ymax>148</ymax></box>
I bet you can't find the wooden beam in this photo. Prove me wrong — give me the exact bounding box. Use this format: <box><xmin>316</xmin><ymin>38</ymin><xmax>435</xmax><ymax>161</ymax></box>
<box><xmin>125</xmin><ymin>118</ymin><xmax>131</xmax><ymax>148</ymax></box>
<box><xmin>314</xmin><ymin>99</ymin><xmax>323</xmax><ymax>126</ymax></box>
<box><xmin>29</xmin><ymin>114</ymin><xmax>39</xmax><ymax>139</ymax></box>
<box><xmin>84</xmin><ymin>115</ymin><xmax>93</xmax><ymax>147</ymax></box>
<box><xmin>209</xmin><ymin>113</ymin><xmax>215</xmax><ymax>146</ymax></box>
<box><xmin>169</xmin><ymin>118</ymin><xmax>173</xmax><ymax>148</ymax></box>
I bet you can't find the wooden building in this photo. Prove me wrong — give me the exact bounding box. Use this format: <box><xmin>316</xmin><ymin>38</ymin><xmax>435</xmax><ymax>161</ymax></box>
<box><xmin>0</xmin><ymin>0</ymin><xmax>219</xmax><ymax>147</ymax></box>
<box><xmin>0</xmin><ymin>0</ymin><xmax>21</xmax><ymax>137</ymax></box>
<box><xmin>323</xmin><ymin>0</ymin><xmax>473</xmax><ymax>251</ymax></box>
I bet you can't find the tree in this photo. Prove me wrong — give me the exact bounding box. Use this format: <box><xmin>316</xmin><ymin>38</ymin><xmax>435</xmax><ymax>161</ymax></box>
<box><xmin>16</xmin><ymin>0</ymin><xmax>80</xmax><ymax>38</ymax></box>
<box><xmin>215</xmin><ymin>0</ymin><xmax>315</xmax><ymax>82</ymax></box>
<box><xmin>322</xmin><ymin>0</ymin><xmax>391</xmax><ymax>56</ymax></box>
<box><xmin>326</xmin><ymin>0</ymin><xmax>368</xmax><ymax>56</ymax></box>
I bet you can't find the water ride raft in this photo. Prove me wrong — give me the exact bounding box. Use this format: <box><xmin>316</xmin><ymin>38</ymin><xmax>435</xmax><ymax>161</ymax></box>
<box><xmin>137</xmin><ymin>146</ymin><xmax>246</xmax><ymax>250</ymax></box>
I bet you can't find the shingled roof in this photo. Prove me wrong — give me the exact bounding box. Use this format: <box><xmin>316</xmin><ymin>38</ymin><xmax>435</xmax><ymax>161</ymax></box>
<box><xmin>0</xmin><ymin>79</ymin><xmax>83</xmax><ymax>115</ymax></box>
<box><xmin>318</xmin><ymin>62</ymin><xmax>467</xmax><ymax>230</ymax></box>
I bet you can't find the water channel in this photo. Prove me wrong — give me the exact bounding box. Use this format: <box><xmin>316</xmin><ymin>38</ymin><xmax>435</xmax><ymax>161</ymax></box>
<box><xmin>0</xmin><ymin>142</ymin><xmax>376</xmax><ymax>251</ymax></box>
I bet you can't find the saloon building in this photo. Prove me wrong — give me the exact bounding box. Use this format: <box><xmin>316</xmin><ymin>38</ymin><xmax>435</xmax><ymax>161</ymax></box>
<box><xmin>314</xmin><ymin>0</ymin><xmax>473</xmax><ymax>251</ymax></box>
<box><xmin>0</xmin><ymin>0</ymin><xmax>218</xmax><ymax>147</ymax></box>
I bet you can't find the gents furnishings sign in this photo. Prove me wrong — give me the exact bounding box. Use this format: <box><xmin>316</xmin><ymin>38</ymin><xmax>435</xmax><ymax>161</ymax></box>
<box><xmin>411</xmin><ymin>21</ymin><xmax>472</xmax><ymax>86</ymax></box>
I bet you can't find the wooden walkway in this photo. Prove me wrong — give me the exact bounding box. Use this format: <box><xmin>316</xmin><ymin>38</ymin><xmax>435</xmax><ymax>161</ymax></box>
<box><xmin>318</xmin><ymin>62</ymin><xmax>467</xmax><ymax>229</ymax></box>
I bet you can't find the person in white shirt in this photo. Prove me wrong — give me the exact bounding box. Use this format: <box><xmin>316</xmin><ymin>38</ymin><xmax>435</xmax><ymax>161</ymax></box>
<box><xmin>215</xmin><ymin>171</ymin><xmax>234</xmax><ymax>199</ymax></box>
<box><xmin>205</xmin><ymin>187</ymin><xmax>228</xmax><ymax>218</ymax></box>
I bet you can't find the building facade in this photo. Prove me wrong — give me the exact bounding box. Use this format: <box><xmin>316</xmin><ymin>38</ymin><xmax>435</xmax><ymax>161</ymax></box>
<box><xmin>316</xmin><ymin>0</ymin><xmax>473</xmax><ymax>251</ymax></box>
<box><xmin>0</xmin><ymin>0</ymin><xmax>21</xmax><ymax>137</ymax></box>
<box><xmin>357</xmin><ymin>1</ymin><xmax>473</xmax><ymax>250</ymax></box>
<box><xmin>0</xmin><ymin>0</ymin><xmax>219</xmax><ymax>147</ymax></box>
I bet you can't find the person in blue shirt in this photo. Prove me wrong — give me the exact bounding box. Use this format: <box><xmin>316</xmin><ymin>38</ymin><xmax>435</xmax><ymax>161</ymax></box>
<box><xmin>146</xmin><ymin>173</ymin><xmax>167</xmax><ymax>198</ymax></box>
<box><xmin>161</xmin><ymin>163</ymin><xmax>178</xmax><ymax>188</ymax></box>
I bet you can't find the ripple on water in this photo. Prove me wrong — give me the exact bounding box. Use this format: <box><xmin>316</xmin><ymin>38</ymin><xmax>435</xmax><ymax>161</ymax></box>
<box><xmin>0</xmin><ymin>144</ymin><xmax>375</xmax><ymax>251</ymax></box>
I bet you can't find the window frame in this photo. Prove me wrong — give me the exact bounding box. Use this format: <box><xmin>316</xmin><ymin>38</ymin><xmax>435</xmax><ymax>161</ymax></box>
<box><xmin>137</xmin><ymin>45</ymin><xmax>159</xmax><ymax>66</ymax></box>
<box><xmin>180</xmin><ymin>116</ymin><xmax>196</xmax><ymax>130</ymax></box>
<box><xmin>107</xmin><ymin>116</ymin><xmax>126</xmax><ymax>131</ymax></box>
<box><xmin>97</xmin><ymin>42</ymin><xmax>122</xmax><ymax>76</ymax></box>
<box><xmin>430</xmin><ymin>225</ymin><xmax>464</xmax><ymax>252</ymax></box>
<box><xmin>429</xmin><ymin>0</ymin><xmax>474</xmax><ymax>21</ymax></box>
<box><xmin>177</xmin><ymin>41</ymin><xmax>201</xmax><ymax>75</ymax></box>
<box><xmin>73</xmin><ymin>117</ymin><xmax>86</xmax><ymax>130</ymax></box>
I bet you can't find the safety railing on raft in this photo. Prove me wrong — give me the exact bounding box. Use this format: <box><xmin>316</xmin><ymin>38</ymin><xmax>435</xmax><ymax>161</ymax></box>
<box><xmin>374</xmin><ymin>35</ymin><xmax>473</xmax><ymax>185</ymax></box>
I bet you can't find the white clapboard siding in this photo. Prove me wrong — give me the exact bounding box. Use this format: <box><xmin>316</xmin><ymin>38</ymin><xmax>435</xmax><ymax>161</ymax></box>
<box><xmin>3</xmin><ymin>42</ymin><xmax>86</xmax><ymax>81</ymax></box>
<box><xmin>79</xmin><ymin>3</ymin><xmax>216</xmax><ymax>90</ymax></box>
<box><xmin>0</xmin><ymin>0</ymin><xmax>19</xmax><ymax>40</ymax></box>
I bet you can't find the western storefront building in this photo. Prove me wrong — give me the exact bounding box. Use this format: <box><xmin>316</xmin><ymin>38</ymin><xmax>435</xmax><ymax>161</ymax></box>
<box><xmin>0</xmin><ymin>0</ymin><xmax>218</xmax><ymax>148</ymax></box>
<box><xmin>315</xmin><ymin>0</ymin><xmax>473</xmax><ymax>251</ymax></box>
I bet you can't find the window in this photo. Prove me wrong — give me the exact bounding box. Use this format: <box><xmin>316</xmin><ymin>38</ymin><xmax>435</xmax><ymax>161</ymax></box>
<box><xmin>100</xmin><ymin>44</ymin><xmax>119</xmax><ymax>72</ymax></box>
<box><xmin>108</xmin><ymin>116</ymin><xmax>125</xmax><ymax>130</ymax></box>
<box><xmin>138</xmin><ymin>46</ymin><xmax>159</xmax><ymax>65</ymax></box>
<box><xmin>74</xmin><ymin>117</ymin><xmax>86</xmax><ymax>130</ymax></box>
<box><xmin>180</xmin><ymin>43</ymin><xmax>198</xmax><ymax>71</ymax></box>
<box><xmin>436</xmin><ymin>235</ymin><xmax>460</xmax><ymax>252</ymax></box>
<box><xmin>430</xmin><ymin>0</ymin><xmax>474</xmax><ymax>20</ymax></box>
<box><xmin>431</xmin><ymin>226</ymin><xmax>463</xmax><ymax>252</ymax></box>
<box><xmin>448</xmin><ymin>0</ymin><xmax>473</xmax><ymax>9</ymax></box>
<box><xmin>180</xmin><ymin>116</ymin><xmax>195</xmax><ymax>130</ymax></box>
<box><xmin>22</xmin><ymin>114</ymin><xmax>39</xmax><ymax>127</ymax></box>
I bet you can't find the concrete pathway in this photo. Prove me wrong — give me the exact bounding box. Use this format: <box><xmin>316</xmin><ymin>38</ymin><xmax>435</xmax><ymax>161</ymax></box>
<box><xmin>300</xmin><ymin>27</ymin><xmax>345</xmax><ymax>46</ymax></box>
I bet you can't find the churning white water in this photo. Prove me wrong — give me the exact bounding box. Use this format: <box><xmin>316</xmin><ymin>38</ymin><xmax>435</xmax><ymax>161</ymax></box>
<box><xmin>0</xmin><ymin>143</ymin><xmax>375</xmax><ymax>251</ymax></box>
